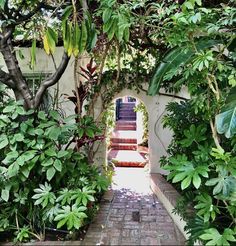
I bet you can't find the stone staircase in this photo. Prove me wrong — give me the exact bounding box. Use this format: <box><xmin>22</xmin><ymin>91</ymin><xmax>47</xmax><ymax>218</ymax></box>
<box><xmin>118</xmin><ymin>102</ymin><xmax>137</xmax><ymax>121</ymax></box>
<box><xmin>108</xmin><ymin>102</ymin><xmax>147</xmax><ymax>167</ymax></box>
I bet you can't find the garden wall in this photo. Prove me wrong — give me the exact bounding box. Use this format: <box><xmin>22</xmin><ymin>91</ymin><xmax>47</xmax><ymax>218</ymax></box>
<box><xmin>109</xmin><ymin>87</ymin><xmax>189</xmax><ymax>173</ymax></box>
<box><xmin>0</xmin><ymin>47</ymin><xmax>81</xmax><ymax>115</ymax></box>
<box><xmin>0</xmin><ymin>48</ymin><xmax>189</xmax><ymax>174</ymax></box>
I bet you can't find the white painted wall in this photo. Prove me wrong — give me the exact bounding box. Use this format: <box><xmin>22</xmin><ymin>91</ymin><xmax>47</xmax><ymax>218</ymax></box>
<box><xmin>135</xmin><ymin>99</ymin><xmax>145</xmax><ymax>145</ymax></box>
<box><xmin>0</xmin><ymin>47</ymin><xmax>76</xmax><ymax>115</ymax></box>
<box><xmin>112</xmin><ymin>86</ymin><xmax>189</xmax><ymax>174</ymax></box>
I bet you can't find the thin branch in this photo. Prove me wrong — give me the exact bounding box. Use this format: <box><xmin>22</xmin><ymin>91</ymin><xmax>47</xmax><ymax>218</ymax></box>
<box><xmin>34</xmin><ymin>51</ymin><xmax>70</xmax><ymax>108</ymax></box>
<box><xmin>88</xmin><ymin>43</ymin><xmax>110</xmax><ymax>116</ymax></box>
<box><xmin>207</xmin><ymin>89</ymin><xmax>224</xmax><ymax>152</ymax></box>
<box><xmin>50</xmin><ymin>53</ymin><xmax>60</xmax><ymax>109</ymax></box>
<box><xmin>97</xmin><ymin>43</ymin><xmax>110</xmax><ymax>86</ymax></box>
<box><xmin>158</xmin><ymin>92</ymin><xmax>188</xmax><ymax>101</ymax></box>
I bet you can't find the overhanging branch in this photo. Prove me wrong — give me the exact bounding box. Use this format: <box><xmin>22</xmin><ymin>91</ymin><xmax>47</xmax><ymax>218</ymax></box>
<box><xmin>159</xmin><ymin>92</ymin><xmax>188</xmax><ymax>101</ymax></box>
<box><xmin>34</xmin><ymin>51</ymin><xmax>70</xmax><ymax>108</ymax></box>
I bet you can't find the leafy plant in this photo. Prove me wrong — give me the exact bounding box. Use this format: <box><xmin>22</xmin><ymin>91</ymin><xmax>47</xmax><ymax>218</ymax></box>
<box><xmin>194</xmin><ymin>193</ymin><xmax>220</xmax><ymax>222</ymax></box>
<box><xmin>71</xmin><ymin>187</ymin><xmax>95</xmax><ymax>206</ymax></box>
<box><xmin>32</xmin><ymin>183</ymin><xmax>56</xmax><ymax>208</ymax></box>
<box><xmin>148</xmin><ymin>40</ymin><xmax>219</xmax><ymax>95</ymax></box>
<box><xmin>199</xmin><ymin>228</ymin><xmax>236</xmax><ymax>246</ymax></box>
<box><xmin>0</xmin><ymin>99</ymin><xmax>110</xmax><ymax>242</ymax></box>
<box><xmin>164</xmin><ymin>155</ymin><xmax>209</xmax><ymax>189</ymax></box>
<box><xmin>54</xmin><ymin>205</ymin><xmax>87</xmax><ymax>230</ymax></box>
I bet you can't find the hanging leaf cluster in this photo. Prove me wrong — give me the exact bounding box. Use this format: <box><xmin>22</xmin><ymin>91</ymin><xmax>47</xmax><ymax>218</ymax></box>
<box><xmin>61</xmin><ymin>7</ymin><xmax>97</xmax><ymax>57</ymax></box>
<box><xmin>101</xmin><ymin>0</ymin><xmax>131</xmax><ymax>42</ymax></box>
<box><xmin>41</xmin><ymin>6</ymin><xmax>97</xmax><ymax>57</ymax></box>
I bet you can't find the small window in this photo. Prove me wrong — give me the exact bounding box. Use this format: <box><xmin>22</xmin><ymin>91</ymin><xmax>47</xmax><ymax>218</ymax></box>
<box><xmin>24</xmin><ymin>72</ymin><xmax>51</xmax><ymax>96</ymax></box>
<box><xmin>24</xmin><ymin>72</ymin><xmax>52</xmax><ymax>111</ymax></box>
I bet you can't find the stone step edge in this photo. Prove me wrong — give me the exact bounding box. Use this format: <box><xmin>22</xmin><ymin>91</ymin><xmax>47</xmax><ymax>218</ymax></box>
<box><xmin>150</xmin><ymin>174</ymin><xmax>189</xmax><ymax>241</ymax></box>
<box><xmin>110</xmin><ymin>146</ymin><xmax>137</xmax><ymax>151</ymax></box>
<box><xmin>116</xmin><ymin>123</ymin><xmax>136</xmax><ymax>126</ymax></box>
<box><xmin>111</xmin><ymin>143</ymin><xmax>137</xmax><ymax>147</ymax></box>
<box><xmin>115</xmin><ymin>129</ymin><xmax>137</xmax><ymax>132</ymax></box>
<box><xmin>112</xmin><ymin>160</ymin><xmax>146</xmax><ymax>167</ymax></box>
<box><xmin>111</xmin><ymin>138</ymin><xmax>137</xmax><ymax>143</ymax></box>
<box><xmin>115</xmin><ymin>127</ymin><xmax>137</xmax><ymax>130</ymax></box>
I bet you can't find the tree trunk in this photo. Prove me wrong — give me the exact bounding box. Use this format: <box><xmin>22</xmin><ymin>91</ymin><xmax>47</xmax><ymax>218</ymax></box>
<box><xmin>0</xmin><ymin>39</ymin><xmax>33</xmax><ymax>109</ymax></box>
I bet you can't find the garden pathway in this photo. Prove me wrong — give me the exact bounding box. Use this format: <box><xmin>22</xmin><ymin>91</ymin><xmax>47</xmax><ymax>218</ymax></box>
<box><xmin>83</xmin><ymin>167</ymin><xmax>186</xmax><ymax>245</ymax></box>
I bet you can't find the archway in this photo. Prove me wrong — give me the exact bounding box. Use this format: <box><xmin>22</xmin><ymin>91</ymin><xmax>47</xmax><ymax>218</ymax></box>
<box><xmin>106</xmin><ymin>95</ymin><xmax>149</xmax><ymax>169</ymax></box>
<box><xmin>92</xmin><ymin>87</ymin><xmax>184</xmax><ymax>175</ymax></box>
<box><xmin>102</xmin><ymin>88</ymin><xmax>176</xmax><ymax>174</ymax></box>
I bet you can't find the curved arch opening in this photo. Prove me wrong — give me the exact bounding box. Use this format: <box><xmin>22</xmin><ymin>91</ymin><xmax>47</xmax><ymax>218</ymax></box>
<box><xmin>106</xmin><ymin>95</ymin><xmax>149</xmax><ymax>170</ymax></box>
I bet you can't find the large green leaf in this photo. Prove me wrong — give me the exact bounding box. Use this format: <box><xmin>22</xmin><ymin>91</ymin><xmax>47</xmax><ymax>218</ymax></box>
<box><xmin>0</xmin><ymin>134</ymin><xmax>8</xmax><ymax>149</ymax></box>
<box><xmin>148</xmin><ymin>47</ymin><xmax>192</xmax><ymax>96</ymax></box>
<box><xmin>148</xmin><ymin>39</ymin><xmax>220</xmax><ymax>96</ymax></box>
<box><xmin>216</xmin><ymin>87</ymin><xmax>236</xmax><ymax>138</ymax></box>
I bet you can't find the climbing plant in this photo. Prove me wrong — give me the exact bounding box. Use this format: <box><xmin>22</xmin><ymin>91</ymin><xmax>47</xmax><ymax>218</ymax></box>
<box><xmin>134</xmin><ymin>102</ymin><xmax>149</xmax><ymax>146</ymax></box>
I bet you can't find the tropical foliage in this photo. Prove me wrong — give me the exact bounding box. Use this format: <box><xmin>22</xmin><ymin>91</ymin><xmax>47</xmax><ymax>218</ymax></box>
<box><xmin>0</xmin><ymin>0</ymin><xmax>236</xmax><ymax>244</ymax></box>
<box><xmin>0</xmin><ymin>91</ymin><xmax>109</xmax><ymax>242</ymax></box>
<box><xmin>147</xmin><ymin>1</ymin><xmax>236</xmax><ymax>245</ymax></box>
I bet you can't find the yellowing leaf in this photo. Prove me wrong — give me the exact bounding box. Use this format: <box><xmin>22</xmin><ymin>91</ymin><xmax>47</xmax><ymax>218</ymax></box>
<box><xmin>43</xmin><ymin>34</ymin><xmax>50</xmax><ymax>55</ymax></box>
<box><xmin>46</xmin><ymin>30</ymin><xmax>56</xmax><ymax>54</ymax></box>
<box><xmin>31</xmin><ymin>39</ymin><xmax>36</xmax><ymax>69</ymax></box>
<box><xmin>67</xmin><ymin>22</ymin><xmax>73</xmax><ymax>56</ymax></box>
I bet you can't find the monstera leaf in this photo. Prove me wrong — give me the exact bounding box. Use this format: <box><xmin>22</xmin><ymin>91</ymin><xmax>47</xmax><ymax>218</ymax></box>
<box><xmin>216</xmin><ymin>87</ymin><xmax>236</xmax><ymax>138</ymax></box>
<box><xmin>148</xmin><ymin>39</ymin><xmax>220</xmax><ymax>96</ymax></box>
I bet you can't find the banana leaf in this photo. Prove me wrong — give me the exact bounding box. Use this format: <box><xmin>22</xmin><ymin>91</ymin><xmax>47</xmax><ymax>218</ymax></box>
<box><xmin>148</xmin><ymin>39</ymin><xmax>220</xmax><ymax>96</ymax></box>
<box><xmin>216</xmin><ymin>87</ymin><xmax>236</xmax><ymax>138</ymax></box>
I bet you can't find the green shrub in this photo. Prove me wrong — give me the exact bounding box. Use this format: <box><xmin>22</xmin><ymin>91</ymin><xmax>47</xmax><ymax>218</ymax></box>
<box><xmin>161</xmin><ymin>101</ymin><xmax>236</xmax><ymax>245</ymax></box>
<box><xmin>0</xmin><ymin>99</ymin><xmax>110</xmax><ymax>242</ymax></box>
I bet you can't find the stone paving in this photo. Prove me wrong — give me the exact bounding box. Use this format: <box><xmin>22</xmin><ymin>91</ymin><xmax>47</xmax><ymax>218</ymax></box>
<box><xmin>83</xmin><ymin>167</ymin><xmax>186</xmax><ymax>245</ymax></box>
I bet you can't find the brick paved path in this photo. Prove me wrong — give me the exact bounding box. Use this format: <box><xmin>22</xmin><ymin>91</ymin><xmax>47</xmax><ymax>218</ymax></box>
<box><xmin>83</xmin><ymin>168</ymin><xmax>186</xmax><ymax>245</ymax></box>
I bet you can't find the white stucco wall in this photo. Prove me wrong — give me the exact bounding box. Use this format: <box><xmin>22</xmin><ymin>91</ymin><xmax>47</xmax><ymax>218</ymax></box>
<box><xmin>112</xmin><ymin>87</ymin><xmax>189</xmax><ymax>174</ymax></box>
<box><xmin>0</xmin><ymin>47</ymin><xmax>75</xmax><ymax>115</ymax></box>
<box><xmin>135</xmin><ymin>99</ymin><xmax>144</xmax><ymax>145</ymax></box>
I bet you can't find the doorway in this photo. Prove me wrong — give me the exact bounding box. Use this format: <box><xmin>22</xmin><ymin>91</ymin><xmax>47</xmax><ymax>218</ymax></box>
<box><xmin>107</xmin><ymin>96</ymin><xmax>149</xmax><ymax>168</ymax></box>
